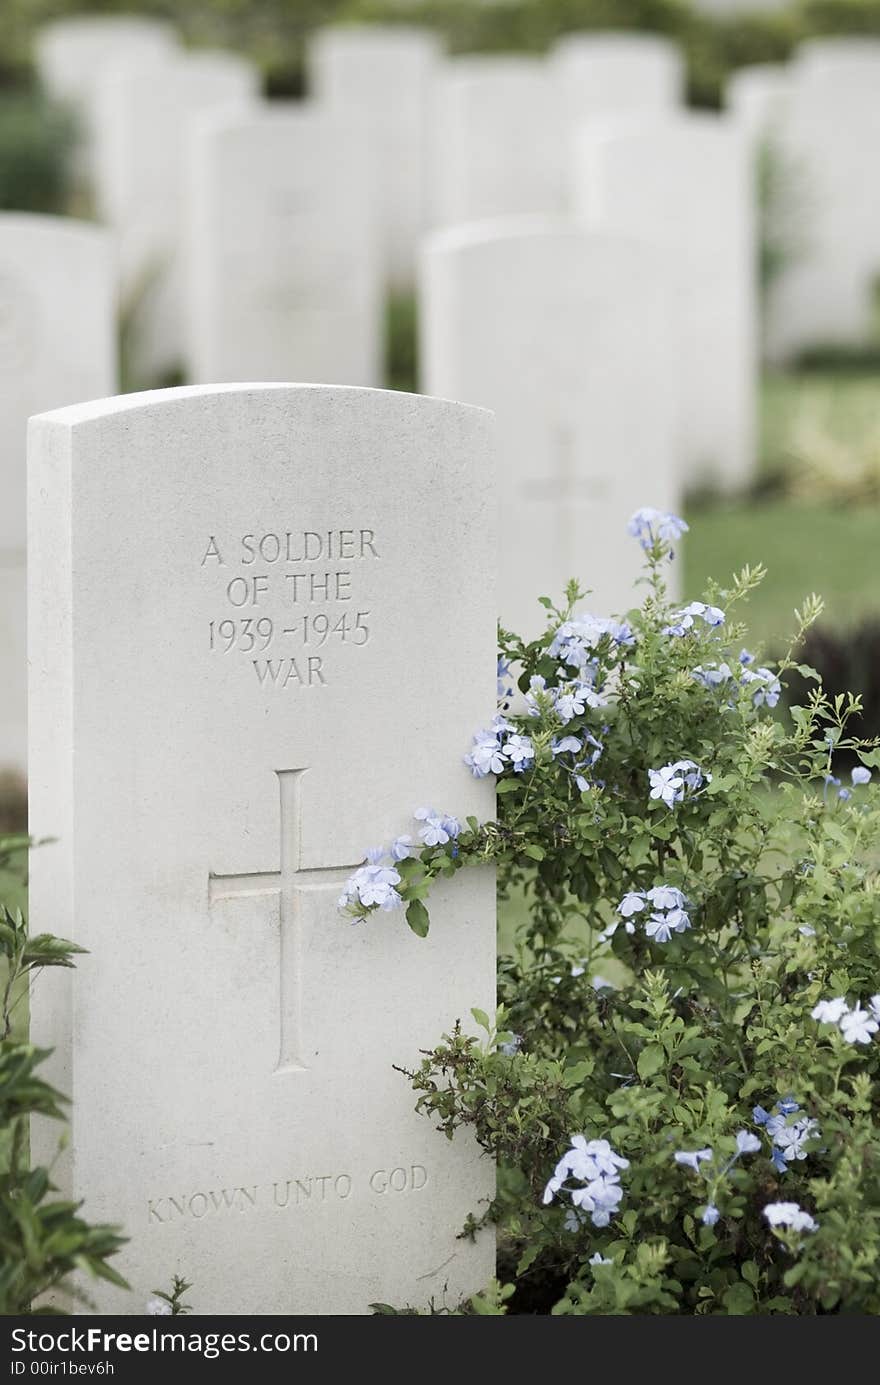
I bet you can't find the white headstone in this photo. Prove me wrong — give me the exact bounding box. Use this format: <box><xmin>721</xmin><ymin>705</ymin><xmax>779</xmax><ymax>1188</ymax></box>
<box><xmin>573</xmin><ymin>113</ymin><xmax>757</xmax><ymax>491</ymax></box>
<box><xmin>769</xmin><ymin>39</ymin><xmax>880</xmax><ymax>357</ymax></box>
<box><xmin>726</xmin><ymin>64</ymin><xmax>791</xmax><ymax>147</ymax></box>
<box><xmin>94</xmin><ymin>51</ymin><xmax>259</xmax><ymax>383</ymax></box>
<box><xmin>551</xmin><ymin>32</ymin><xmax>683</xmax><ymax>147</ymax></box>
<box><xmin>308</xmin><ymin>26</ymin><xmax>441</xmax><ymax>286</ymax></box>
<box><xmin>187</xmin><ymin>106</ymin><xmax>381</xmax><ymax>387</ymax></box>
<box><xmin>34</xmin><ymin>16</ymin><xmax>180</xmax><ymax>181</ymax></box>
<box><xmin>0</xmin><ymin>214</ymin><xmax>115</xmax><ymax>777</ymax></box>
<box><xmin>28</xmin><ymin>383</ymin><xmax>496</xmax><ymax>1315</ymax></box>
<box><xmin>421</xmin><ymin>220</ymin><xmax>680</xmax><ymax>640</ymax></box>
<box><xmin>432</xmin><ymin>56</ymin><xmax>563</xmax><ymax>226</ymax></box>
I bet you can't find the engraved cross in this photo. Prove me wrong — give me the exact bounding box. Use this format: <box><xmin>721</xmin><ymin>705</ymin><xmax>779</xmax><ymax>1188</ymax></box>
<box><xmin>209</xmin><ymin>769</ymin><xmax>358</xmax><ymax>1075</ymax></box>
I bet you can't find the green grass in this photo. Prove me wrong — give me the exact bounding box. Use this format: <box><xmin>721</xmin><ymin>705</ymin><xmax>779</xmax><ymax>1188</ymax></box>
<box><xmin>761</xmin><ymin>369</ymin><xmax>880</xmax><ymax>494</ymax></box>
<box><xmin>684</xmin><ymin>368</ymin><xmax>880</xmax><ymax>650</ymax></box>
<box><xmin>683</xmin><ymin>497</ymin><xmax>880</xmax><ymax>651</ymax></box>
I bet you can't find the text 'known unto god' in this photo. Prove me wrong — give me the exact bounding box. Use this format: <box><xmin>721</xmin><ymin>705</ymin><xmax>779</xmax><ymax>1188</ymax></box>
<box><xmin>147</xmin><ymin>1165</ymin><xmax>428</xmax><ymax>1223</ymax></box>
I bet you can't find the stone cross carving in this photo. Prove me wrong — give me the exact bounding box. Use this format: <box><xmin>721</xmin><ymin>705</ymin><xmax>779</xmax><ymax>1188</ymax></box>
<box><xmin>209</xmin><ymin>769</ymin><xmax>358</xmax><ymax>1074</ymax></box>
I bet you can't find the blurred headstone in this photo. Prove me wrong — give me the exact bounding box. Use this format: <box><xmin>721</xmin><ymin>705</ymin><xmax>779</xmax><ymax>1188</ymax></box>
<box><xmin>432</xmin><ymin>56</ymin><xmax>563</xmax><ymax>226</ymax></box>
<box><xmin>187</xmin><ymin>105</ymin><xmax>381</xmax><ymax>387</ymax></box>
<box><xmin>726</xmin><ymin>64</ymin><xmax>791</xmax><ymax>148</ymax></box>
<box><xmin>34</xmin><ymin>16</ymin><xmax>180</xmax><ymax>184</ymax></box>
<box><xmin>308</xmin><ymin>26</ymin><xmax>441</xmax><ymax>286</ymax></box>
<box><xmin>94</xmin><ymin>50</ymin><xmax>259</xmax><ymax>384</ymax></box>
<box><xmin>0</xmin><ymin>213</ymin><xmax>115</xmax><ymax>778</ymax></box>
<box><xmin>551</xmin><ymin>32</ymin><xmax>683</xmax><ymax>169</ymax></box>
<box><xmin>573</xmin><ymin>113</ymin><xmax>757</xmax><ymax>492</ymax></box>
<box><xmin>421</xmin><ymin>219</ymin><xmax>680</xmax><ymax>639</ymax></box>
<box><xmin>769</xmin><ymin>39</ymin><xmax>880</xmax><ymax>359</ymax></box>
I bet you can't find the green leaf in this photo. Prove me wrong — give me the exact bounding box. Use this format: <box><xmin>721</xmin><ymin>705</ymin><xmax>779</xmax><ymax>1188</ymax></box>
<box><xmin>523</xmin><ymin>844</ymin><xmax>545</xmax><ymax>861</ymax></box>
<box><xmin>470</xmin><ymin>1008</ymin><xmax>491</xmax><ymax>1033</ymax></box>
<box><xmin>637</xmin><ymin>1045</ymin><xmax>665</xmax><ymax>1081</ymax></box>
<box><xmin>405</xmin><ymin>900</ymin><xmax>429</xmax><ymax>938</ymax></box>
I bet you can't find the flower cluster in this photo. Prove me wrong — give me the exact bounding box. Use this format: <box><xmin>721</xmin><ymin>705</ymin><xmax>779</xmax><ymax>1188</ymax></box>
<box><xmin>763</xmin><ymin>1202</ymin><xmax>819</xmax><ymax>1234</ymax></box>
<box><xmin>648</xmin><ymin>760</ymin><xmax>711</xmax><ymax>809</ymax></box>
<box><xmin>824</xmin><ymin>765</ymin><xmax>872</xmax><ymax>803</ymax></box>
<box><xmin>525</xmin><ymin>673</ymin><xmax>608</xmax><ymax>726</ymax></box>
<box><xmin>627</xmin><ymin>507</ymin><xmax>689</xmax><ymax>556</ymax></box>
<box><xmin>338</xmin><ymin>809</ymin><xmax>462</xmax><ymax>917</ymax></box>
<box><xmin>465</xmin><ymin>715</ymin><xmax>534</xmax><ymax>778</ymax></box>
<box><xmin>673</xmin><ymin>1131</ymin><xmax>761</xmax><ymax>1226</ymax></box>
<box><xmin>543</xmin><ymin>1135</ymin><xmax>629</xmax><ymax>1230</ymax></box>
<box><xmin>549</xmin><ymin>615</ymin><xmax>634</xmax><ymax>675</ymax></box>
<box><xmin>692</xmin><ymin>654</ymin><xmax>781</xmax><ymax>709</ymax></box>
<box><xmin>600</xmin><ymin>885</ymin><xmax>690</xmax><ymax>945</ymax></box>
<box><xmin>753</xmin><ymin>1098</ymin><xmax>820</xmax><ymax>1175</ymax></box>
<box><xmin>812</xmin><ymin>995</ymin><xmax>880</xmax><ymax>1045</ymax></box>
<box><xmin>662</xmin><ymin>600</ymin><xmax>725</xmax><ymax>637</ymax></box>
<box><xmin>338</xmin><ymin>848</ymin><xmax>403</xmax><ymax>913</ymax></box>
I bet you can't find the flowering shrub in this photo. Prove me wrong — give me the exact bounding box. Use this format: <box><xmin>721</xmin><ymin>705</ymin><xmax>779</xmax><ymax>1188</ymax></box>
<box><xmin>345</xmin><ymin>509</ymin><xmax>880</xmax><ymax>1315</ymax></box>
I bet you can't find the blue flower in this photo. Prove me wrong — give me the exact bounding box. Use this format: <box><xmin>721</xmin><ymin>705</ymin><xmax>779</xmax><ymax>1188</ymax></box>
<box><xmin>647</xmin><ymin>884</ymin><xmax>686</xmax><ymax>911</ymax></box>
<box><xmin>543</xmin><ymin>1135</ymin><xmax>629</xmax><ymax>1230</ymax></box>
<box><xmin>497</xmin><ymin>656</ymin><xmax>514</xmax><ymax>703</ymax></box>
<box><xmin>506</xmin><ymin>734</ymin><xmax>535</xmax><ymax>773</ymax></box>
<box><xmin>692</xmin><ymin>662</ymin><xmax>735</xmax><ymax>691</ymax></box>
<box><xmin>646</xmin><ymin>914</ymin><xmax>674</xmax><ymax>943</ymax></box>
<box><xmin>735</xmin><ymin>1130</ymin><xmax>761</xmax><ymax>1155</ymax></box>
<box><xmin>741</xmin><ymin>666</ymin><xmax>781</xmax><ymax>708</ymax></box>
<box><xmin>852</xmin><ymin>766</ymin><xmax>872</xmax><ymax>785</ymax></box>
<box><xmin>415</xmin><ymin>807</ymin><xmax>459</xmax><ymax>847</ymax></box>
<box><xmin>702</xmin><ymin>1204</ymin><xmax>720</xmax><ymax>1227</ymax></box>
<box><xmin>338</xmin><ymin>857</ymin><xmax>404</xmax><ymax>913</ymax></box>
<box><xmin>674</xmin><ymin>1148</ymin><xmax>713</xmax><ymax>1172</ymax></box>
<box><xmin>663</xmin><ymin>602</ymin><xmax>725</xmax><ymax>637</ymax></box>
<box><xmin>618</xmin><ymin>891</ymin><xmax>647</xmax><ymax>918</ymax></box>
<box><xmin>628</xmin><ymin>507</ymin><xmax>689</xmax><ymax>556</ymax></box>
<box><xmin>391</xmin><ymin>835</ymin><xmax>415</xmax><ymax>861</ymax></box>
<box><xmin>763</xmin><ymin>1202</ymin><xmax>818</xmax><ymax>1233</ymax></box>
<box><xmin>498</xmin><ymin>1034</ymin><xmax>522</xmax><ymax>1056</ymax></box>
<box><xmin>649</xmin><ymin>764</ymin><xmax>686</xmax><ymax>808</ymax></box>
<box><xmin>648</xmin><ymin>760</ymin><xmax>710</xmax><ymax>808</ymax></box>
<box><xmin>549</xmin><ymin>616</ymin><xmax>635</xmax><ymax>674</ymax></box>
<box><xmin>552</xmin><ymin>735</ymin><xmax>582</xmax><ymax>756</ymax></box>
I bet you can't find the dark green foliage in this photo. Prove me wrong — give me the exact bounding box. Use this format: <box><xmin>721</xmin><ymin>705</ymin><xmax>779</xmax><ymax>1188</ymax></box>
<box><xmin>787</xmin><ymin>619</ymin><xmax>880</xmax><ymax>753</ymax></box>
<box><xmin>0</xmin><ymin>88</ymin><xmax>75</xmax><ymax>214</ymax></box>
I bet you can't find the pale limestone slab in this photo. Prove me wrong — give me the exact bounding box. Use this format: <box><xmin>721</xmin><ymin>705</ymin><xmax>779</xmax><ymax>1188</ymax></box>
<box><xmin>420</xmin><ymin>220</ymin><xmax>680</xmax><ymax>641</ymax></box>
<box><xmin>573</xmin><ymin>113</ymin><xmax>757</xmax><ymax>492</ymax></box>
<box><xmin>768</xmin><ymin>39</ymin><xmax>880</xmax><ymax>358</ymax></box>
<box><xmin>34</xmin><ymin>16</ymin><xmax>180</xmax><ymax>182</ymax></box>
<box><xmin>94</xmin><ymin>51</ymin><xmax>259</xmax><ymax>383</ymax></box>
<box><xmin>308</xmin><ymin>26</ymin><xmax>441</xmax><ymax>286</ymax></box>
<box><xmin>0</xmin><ymin>213</ymin><xmax>115</xmax><ymax>776</ymax></box>
<box><xmin>432</xmin><ymin>56</ymin><xmax>563</xmax><ymax>226</ymax></box>
<box><xmin>551</xmin><ymin>32</ymin><xmax>683</xmax><ymax>166</ymax></box>
<box><xmin>725</xmin><ymin>64</ymin><xmax>792</xmax><ymax>147</ymax></box>
<box><xmin>28</xmin><ymin>384</ymin><xmax>496</xmax><ymax>1315</ymax></box>
<box><xmin>187</xmin><ymin>105</ymin><xmax>381</xmax><ymax>387</ymax></box>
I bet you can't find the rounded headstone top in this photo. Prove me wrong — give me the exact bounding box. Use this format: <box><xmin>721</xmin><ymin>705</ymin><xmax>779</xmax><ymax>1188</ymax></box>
<box><xmin>28</xmin><ymin>382</ymin><xmax>493</xmax><ymax>431</ymax></box>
